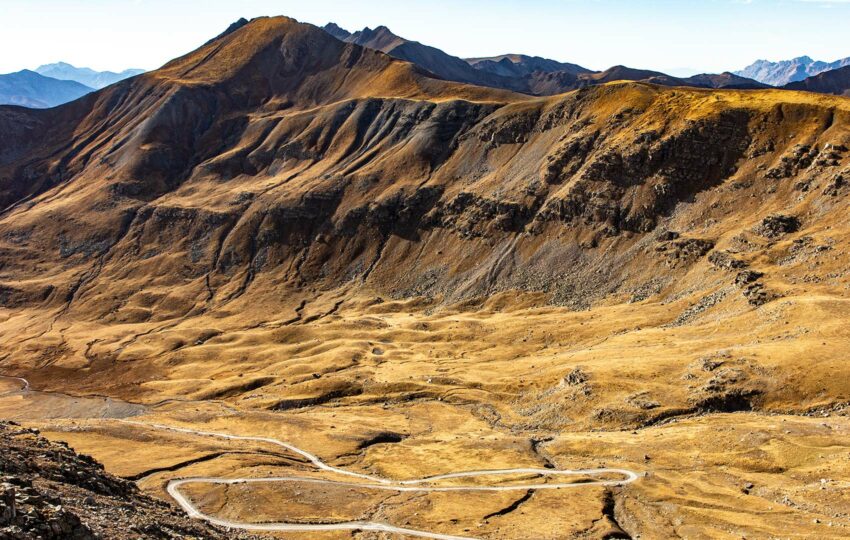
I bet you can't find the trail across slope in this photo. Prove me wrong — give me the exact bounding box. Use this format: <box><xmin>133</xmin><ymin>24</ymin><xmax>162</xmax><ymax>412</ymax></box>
<box><xmin>119</xmin><ymin>419</ymin><xmax>639</xmax><ymax>540</ymax></box>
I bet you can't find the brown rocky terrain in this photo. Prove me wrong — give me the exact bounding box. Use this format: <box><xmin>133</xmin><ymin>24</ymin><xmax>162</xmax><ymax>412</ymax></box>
<box><xmin>0</xmin><ymin>14</ymin><xmax>849</xmax><ymax>540</ymax></box>
<box><xmin>0</xmin><ymin>421</ymin><xmax>261</xmax><ymax>539</ymax></box>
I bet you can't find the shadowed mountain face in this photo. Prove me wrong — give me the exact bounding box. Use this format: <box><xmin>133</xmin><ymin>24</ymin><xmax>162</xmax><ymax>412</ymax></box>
<box><xmin>323</xmin><ymin>23</ymin><xmax>766</xmax><ymax>95</ymax></box>
<box><xmin>0</xmin><ymin>15</ymin><xmax>848</xmax><ymax>322</ymax></box>
<box><xmin>736</xmin><ymin>55</ymin><xmax>850</xmax><ymax>86</ymax></box>
<box><xmin>322</xmin><ymin>21</ymin><xmax>351</xmax><ymax>41</ymax></box>
<box><xmin>35</xmin><ymin>62</ymin><xmax>144</xmax><ymax>90</ymax></box>
<box><xmin>0</xmin><ymin>69</ymin><xmax>93</xmax><ymax>108</ymax></box>
<box><xmin>784</xmin><ymin>65</ymin><xmax>850</xmax><ymax>96</ymax></box>
<box><xmin>332</xmin><ymin>24</ymin><xmax>529</xmax><ymax>92</ymax></box>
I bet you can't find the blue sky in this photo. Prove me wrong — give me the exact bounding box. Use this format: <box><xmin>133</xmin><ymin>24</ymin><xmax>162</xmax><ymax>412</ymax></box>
<box><xmin>1</xmin><ymin>0</ymin><xmax>849</xmax><ymax>75</ymax></box>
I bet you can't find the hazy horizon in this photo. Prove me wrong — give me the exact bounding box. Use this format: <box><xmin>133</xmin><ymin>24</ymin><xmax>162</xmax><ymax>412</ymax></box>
<box><xmin>2</xmin><ymin>0</ymin><xmax>850</xmax><ymax>75</ymax></box>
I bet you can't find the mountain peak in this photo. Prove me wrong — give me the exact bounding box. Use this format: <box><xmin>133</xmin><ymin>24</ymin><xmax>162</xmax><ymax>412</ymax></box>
<box><xmin>37</xmin><ymin>61</ymin><xmax>75</xmax><ymax>70</ymax></box>
<box><xmin>153</xmin><ymin>16</ymin><xmax>513</xmax><ymax>106</ymax></box>
<box><xmin>346</xmin><ymin>24</ymin><xmax>407</xmax><ymax>53</ymax></box>
<box><xmin>353</xmin><ymin>25</ymin><xmax>398</xmax><ymax>40</ymax></box>
<box><xmin>735</xmin><ymin>54</ymin><xmax>850</xmax><ymax>85</ymax></box>
<box><xmin>204</xmin><ymin>17</ymin><xmax>251</xmax><ymax>46</ymax></box>
<box><xmin>34</xmin><ymin>61</ymin><xmax>143</xmax><ymax>89</ymax></box>
<box><xmin>323</xmin><ymin>22</ymin><xmax>351</xmax><ymax>40</ymax></box>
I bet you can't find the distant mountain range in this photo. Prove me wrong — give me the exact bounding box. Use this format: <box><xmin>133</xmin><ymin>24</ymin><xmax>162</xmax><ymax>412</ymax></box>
<box><xmin>0</xmin><ymin>62</ymin><xmax>145</xmax><ymax>109</ymax></box>
<box><xmin>0</xmin><ymin>70</ymin><xmax>93</xmax><ymax>108</ymax></box>
<box><xmin>3</xmin><ymin>24</ymin><xmax>848</xmax><ymax>110</ymax></box>
<box><xmin>35</xmin><ymin>62</ymin><xmax>144</xmax><ymax>90</ymax></box>
<box><xmin>323</xmin><ymin>23</ymin><xmax>768</xmax><ymax>95</ymax></box>
<box><xmin>736</xmin><ymin>56</ymin><xmax>850</xmax><ymax>86</ymax></box>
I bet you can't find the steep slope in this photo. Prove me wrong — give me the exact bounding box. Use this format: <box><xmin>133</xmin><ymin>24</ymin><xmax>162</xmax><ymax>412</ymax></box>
<box><xmin>203</xmin><ymin>17</ymin><xmax>250</xmax><ymax>46</ymax></box>
<box><xmin>784</xmin><ymin>65</ymin><xmax>850</xmax><ymax>96</ymax></box>
<box><xmin>0</xmin><ymin>15</ymin><xmax>848</xmax><ymax>378</ymax></box>
<box><xmin>736</xmin><ymin>55</ymin><xmax>850</xmax><ymax>86</ymax></box>
<box><xmin>35</xmin><ymin>62</ymin><xmax>145</xmax><ymax>90</ymax></box>
<box><xmin>0</xmin><ymin>70</ymin><xmax>93</xmax><ymax>108</ymax></box>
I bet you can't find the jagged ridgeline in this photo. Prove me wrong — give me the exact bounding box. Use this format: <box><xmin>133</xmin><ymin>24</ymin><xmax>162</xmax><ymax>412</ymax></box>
<box><xmin>0</xmin><ymin>16</ymin><xmax>848</xmax><ymax>320</ymax></box>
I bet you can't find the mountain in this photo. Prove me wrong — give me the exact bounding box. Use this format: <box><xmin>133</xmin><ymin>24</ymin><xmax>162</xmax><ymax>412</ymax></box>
<box><xmin>680</xmin><ymin>71</ymin><xmax>769</xmax><ymax>89</ymax></box>
<box><xmin>0</xmin><ymin>69</ymin><xmax>93</xmax><ymax>108</ymax></box>
<box><xmin>35</xmin><ymin>62</ymin><xmax>144</xmax><ymax>90</ymax></box>
<box><xmin>1</xmin><ymin>14</ymin><xmax>848</xmax><ymax>370</ymax></box>
<box><xmin>783</xmin><ymin>65</ymin><xmax>850</xmax><ymax>96</ymax></box>
<box><xmin>1</xmin><ymin>15</ymin><xmax>850</xmax><ymax>540</ymax></box>
<box><xmin>334</xmin><ymin>24</ymin><xmax>528</xmax><ymax>92</ymax></box>
<box><xmin>204</xmin><ymin>17</ymin><xmax>250</xmax><ymax>46</ymax></box>
<box><xmin>322</xmin><ymin>22</ymin><xmax>351</xmax><ymax>40</ymax></box>
<box><xmin>466</xmin><ymin>54</ymin><xmax>592</xmax><ymax>78</ymax></box>
<box><xmin>324</xmin><ymin>23</ymin><xmax>766</xmax><ymax>95</ymax></box>
<box><xmin>735</xmin><ymin>55</ymin><xmax>850</xmax><ymax>86</ymax></box>
<box><xmin>328</xmin><ymin>23</ymin><xmax>686</xmax><ymax>94</ymax></box>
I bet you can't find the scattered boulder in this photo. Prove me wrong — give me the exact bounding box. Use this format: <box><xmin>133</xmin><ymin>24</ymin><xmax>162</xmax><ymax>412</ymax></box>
<box><xmin>708</xmin><ymin>250</ymin><xmax>747</xmax><ymax>270</ymax></box>
<box><xmin>823</xmin><ymin>173</ymin><xmax>845</xmax><ymax>196</ymax></box>
<box><xmin>563</xmin><ymin>368</ymin><xmax>588</xmax><ymax>386</ymax></box>
<box><xmin>626</xmin><ymin>392</ymin><xmax>660</xmax><ymax>410</ymax></box>
<box><xmin>656</xmin><ymin>237</ymin><xmax>715</xmax><ymax>265</ymax></box>
<box><xmin>735</xmin><ymin>270</ymin><xmax>764</xmax><ymax>286</ymax></box>
<box><xmin>734</xmin><ymin>270</ymin><xmax>775</xmax><ymax>306</ymax></box>
<box><xmin>766</xmin><ymin>144</ymin><xmax>818</xmax><ymax>179</ymax></box>
<box><xmin>754</xmin><ymin>214</ymin><xmax>800</xmax><ymax>239</ymax></box>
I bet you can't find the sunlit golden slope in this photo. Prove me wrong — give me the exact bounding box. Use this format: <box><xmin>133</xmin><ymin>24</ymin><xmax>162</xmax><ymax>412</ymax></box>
<box><xmin>0</xmin><ymin>14</ymin><xmax>849</xmax><ymax>540</ymax></box>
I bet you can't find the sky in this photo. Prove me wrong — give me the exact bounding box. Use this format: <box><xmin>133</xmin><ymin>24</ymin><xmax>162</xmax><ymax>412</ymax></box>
<box><xmin>1</xmin><ymin>0</ymin><xmax>849</xmax><ymax>75</ymax></box>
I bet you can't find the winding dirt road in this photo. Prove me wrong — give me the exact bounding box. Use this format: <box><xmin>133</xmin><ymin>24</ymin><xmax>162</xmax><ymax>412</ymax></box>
<box><xmin>2</xmin><ymin>377</ymin><xmax>641</xmax><ymax>539</ymax></box>
<box><xmin>122</xmin><ymin>420</ymin><xmax>640</xmax><ymax>540</ymax></box>
<box><xmin>0</xmin><ymin>376</ymin><xmax>29</xmax><ymax>392</ymax></box>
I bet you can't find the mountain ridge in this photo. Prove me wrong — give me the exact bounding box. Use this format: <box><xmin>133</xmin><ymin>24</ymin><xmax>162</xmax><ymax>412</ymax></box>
<box><xmin>465</xmin><ymin>54</ymin><xmax>592</xmax><ymax>78</ymax></box>
<box><xmin>35</xmin><ymin>62</ymin><xmax>144</xmax><ymax>90</ymax></box>
<box><xmin>784</xmin><ymin>64</ymin><xmax>850</xmax><ymax>96</ymax></box>
<box><xmin>324</xmin><ymin>22</ymin><xmax>769</xmax><ymax>94</ymax></box>
<box><xmin>0</xmin><ymin>69</ymin><xmax>93</xmax><ymax>108</ymax></box>
<box><xmin>0</xmin><ymin>16</ymin><xmax>848</xmax><ymax>315</ymax></box>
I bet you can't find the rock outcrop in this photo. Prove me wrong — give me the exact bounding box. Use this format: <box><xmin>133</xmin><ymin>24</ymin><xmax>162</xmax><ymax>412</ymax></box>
<box><xmin>0</xmin><ymin>421</ymin><xmax>262</xmax><ymax>539</ymax></box>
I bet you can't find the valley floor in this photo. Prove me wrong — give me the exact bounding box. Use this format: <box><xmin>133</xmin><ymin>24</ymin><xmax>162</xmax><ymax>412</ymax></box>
<box><xmin>1</xmin><ymin>290</ymin><xmax>849</xmax><ymax>539</ymax></box>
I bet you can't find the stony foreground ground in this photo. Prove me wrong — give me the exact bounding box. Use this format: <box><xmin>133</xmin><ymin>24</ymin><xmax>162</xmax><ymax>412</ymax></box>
<box><xmin>0</xmin><ymin>421</ymin><xmax>262</xmax><ymax>540</ymax></box>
